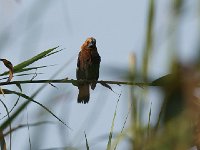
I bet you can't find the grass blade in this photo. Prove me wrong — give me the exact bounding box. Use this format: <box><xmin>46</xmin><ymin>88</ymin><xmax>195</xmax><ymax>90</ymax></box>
<box><xmin>0</xmin><ymin>99</ymin><xmax>11</xmax><ymax>150</ymax></box>
<box><xmin>106</xmin><ymin>94</ymin><xmax>121</xmax><ymax>150</ymax></box>
<box><xmin>114</xmin><ymin>103</ymin><xmax>132</xmax><ymax>150</ymax></box>
<box><xmin>0</xmin><ymin>99</ymin><xmax>29</xmax><ymax>131</ymax></box>
<box><xmin>3</xmin><ymin>89</ymin><xmax>71</xmax><ymax>130</ymax></box>
<box><xmin>0</xmin><ymin>127</ymin><xmax>6</xmax><ymax>150</ymax></box>
<box><xmin>84</xmin><ymin>131</ymin><xmax>90</xmax><ymax>150</ymax></box>
<box><xmin>0</xmin><ymin>95</ymin><xmax>21</xmax><ymax>121</ymax></box>
<box><xmin>12</xmin><ymin>65</ymin><xmax>52</xmax><ymax>74</ymax></box>
<box><xmin>0</xmin><ymin>46</ymin><xmax>59</xmax><ymax>76</ymax></box>
<box><xmin>3</xmin><ymin>121</ymin><xmax>55</xmax><ymax>137</ymax></box>
<box><xmin>0</xmin><ymin>57</ymin><xmax>74</xmax><ymax>132</ymax></box>
<box><xmin>142</xmin><ymin>0</ymin><xmax>155</xmax><ymax>81</ymax></box>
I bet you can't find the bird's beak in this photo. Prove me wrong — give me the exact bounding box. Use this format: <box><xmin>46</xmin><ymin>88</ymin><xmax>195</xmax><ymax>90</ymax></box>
<box><xmin>87</xmin><ymin>41</ymin><xmax>95</xmax><ymax>48</ymax></box>
<box><xmin>0</xmin><ymin>59</ymin><xmax>3</xmax><ymax>61</ymax></box>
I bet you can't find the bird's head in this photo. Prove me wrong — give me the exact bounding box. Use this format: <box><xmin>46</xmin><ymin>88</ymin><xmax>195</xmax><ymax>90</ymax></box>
<box><xmin>85</xmin><ymin>37</ymin><xmax>96</xmax><ymax>49</ymax></box>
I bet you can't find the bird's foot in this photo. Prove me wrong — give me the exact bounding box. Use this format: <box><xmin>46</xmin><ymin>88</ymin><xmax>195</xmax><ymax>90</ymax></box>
<box><xmin>91</xmin><ymin>80</ymin><xmax>97</xmax><ymax>90</ymax></box>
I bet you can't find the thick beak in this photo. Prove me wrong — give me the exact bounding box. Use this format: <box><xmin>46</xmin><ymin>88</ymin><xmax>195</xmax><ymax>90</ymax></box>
<box><xmin>87</xmin><ymin>41</ymin><xmax>95</xmax><ymax>48</ymax></box>
<box><xmin>0</xmin><ymin>59</ymin><xmax>4</xmax><ymax>61</ymax></box>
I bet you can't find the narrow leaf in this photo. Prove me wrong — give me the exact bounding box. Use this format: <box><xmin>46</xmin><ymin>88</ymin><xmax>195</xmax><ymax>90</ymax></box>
<box><xmin>0</xmin><ymin>99</ymin><xmax>11</xmax><ymax>150</ymax></box>
<box><xmin>12</xmin><ymin>65</ymin><xmax>51</xmax><ymax>74</ymax></box>
<box><xmin>1</xmin><ymin>89</ymin><xmax>71</xmax><ymax>130</ymax></box>
<box><xmin>84</xmin><ymin>131</ymin><xmax>90</xmax><ymax>150</ymax></box>
<box><xmin>0</xmin><ymin>87</ymin><xmax>5</xmax><ymax>97</ymax></box>
<box><xmin>142</xmin><ymin>0</ymin><xmax>155</xmax><ymax>81</ymax></box>
<box><xmin>1</xmin><ymin>100</ymin><xmax>31</xmax><ymax>131</ymax></box>
<box><xmin>44</xmin><ymin>49</ymin><xmax>64</xmax><ymax>58</ymax></box>
<box><xmin>0</xmin><ymin>127</ymin><xmax>6</xmax><ymax>150</ymax></box>
<box><xmin>0</xmin><ymin>73</ymin><xmax>43</xmax><ymax>81</ymax></box>
<box><xmin>0</xmin><ymin>46</ymin><xmax>59</xmax><ymax>76</ymax></box>
<box><xmin>16</xmin><ymin>83</ymin><xmax>22</xmax><ymax>92</ymax></box>
<box><xmin>151</xmin><ymin>74</ymin><xmax>173</xmax><ymax>86</ymax></box>
<box><xmin>0</xmin><ymin>85</ymin><xmax>53</xmax><ymax>130</ymax></box>
<box><xmin>3</xmin><ymin>121</ymin><xmax>55</xmax><ymax>137</ymax></box>
<box><xmin>0</xmin><ymin>57</ymin><xmax>73</xmax><ymax>131</ymax></box>
<box><xmin>0</xmin><ymin>95</ymin><xmax>21</xmax><ymax>120</ymax></box>
<box><xmin>0</xmin><ymin>59</ymin><xmax>14</xmax><ymax>82</ymax></box>
<box><xmin>48</xmin><ymin>83</ymin><xmax>58</xmax><ymax>89</ymax></box>
<box><xmin>100</xmin><ymin>82</ymin><xmax>114</xmax><ymax>92</ymax></box>
<box><xmin>106</xmin><ymin>94</ymin><xmax>121</xmax><ymax>150</ymax></box>
<box><xmin>114</xmin><ymin>101</ymin><xmax>132</xmax><ymax>150</ymax></box>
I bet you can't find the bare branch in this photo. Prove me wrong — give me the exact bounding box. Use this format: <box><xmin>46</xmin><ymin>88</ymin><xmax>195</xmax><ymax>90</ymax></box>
<box><xmin>0</xmin><ymin>79</ymin><xmax>151</xmax><ymax>87</ymax></box>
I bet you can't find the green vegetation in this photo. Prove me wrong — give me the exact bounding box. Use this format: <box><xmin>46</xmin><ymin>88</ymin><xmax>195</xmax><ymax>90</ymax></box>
<box><xmin>0</xmin><ymin>0</ymin><xmax>199</xmax><ymax>150</ymax></box>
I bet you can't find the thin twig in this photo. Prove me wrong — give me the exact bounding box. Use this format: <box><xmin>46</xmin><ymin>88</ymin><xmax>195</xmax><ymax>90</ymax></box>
<box><xmin>3</xmin><ymin>121</ymin><xmax>55</xmax><ymax>137</ymax></box>
<box><xmin>0</xmin><ymin>79</ymin><xmax>151</xmax><ymax>87</ymax></box>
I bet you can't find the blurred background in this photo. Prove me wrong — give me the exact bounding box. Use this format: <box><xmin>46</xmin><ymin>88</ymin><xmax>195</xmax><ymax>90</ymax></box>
<box><xmin>0</xmin><ymin>0</ymin><xmax>199</xmax><ymax>150</ymax></box>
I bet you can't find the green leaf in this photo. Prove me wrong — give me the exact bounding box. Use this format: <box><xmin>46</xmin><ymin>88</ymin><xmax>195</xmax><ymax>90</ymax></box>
<box><xmin>13</xmin><ymin>65</ymin><xmax>50</xmax><ymax>74</ymax></box>
<box><xmin>0</xmin><ymin>56</ymin><xmax>72</xmax><ymax>131</ymax></box>
<box><xmin>3</xmin><ymin>121</ymin><xmax>55</xmax><ymax>137</ymax></box>
<box><xmin>151</xmin><ymin>74</ymin><xmax>173</xmax><ymax>86</ymax></box>
<box><xmin>106</xmin><ymin>94</ymin><xmax>121</xmax><ymax>150</ymax></box>
<box><xmin>0</xmin><ymin>73</ymin><xmax>43</xmax><ymax>81</ymax></box>
<box><xmin>142</xmin><ymin>0</ymin><xmax>155</xmax><ymax>81</ymax></box>
<box><xmin>0</xmin><ymin>89</ymin><xmax>71</xmax><ymax>130</ymax></box>
<box><xmin>114</xmin><ymin>102</ymin><xmax>132</xmax><ymax>150</ymax></box>
<box><xmin>0</xmin><ymin>99</ymin><xmax>10</xmax><ymax>150</ymax></box>
<box><xmin>44</xmin><ymin>49</ymin><xmax>64</xmax><ymax>58</ymax></box>
<box><xmin>0</xmin><ymin>83</ymin><xmax>47</xmax><ymax>130</ymax></box>
<box><xmin>0</xmin><ymin>99</ymin><xmax>29</xmax><ymax>131</ymax></box>
<box><xmin>0</xmin><ymin>127</ymin><xmax>6</xmax><ymax>150</ymax></box>
<box><xmin>0</xmin><ymin>46</ymin><xmax>59</xmax><ymax>76</ymax></box>
<box><xmin>16</xmin><ymin>83</ymin><xmax>22</xmax><ymax>92</ymax></box>
<box><xmin>0</xmin><ymin>95</ymin><xmax>21</xmax><ymax>121</ymax></box>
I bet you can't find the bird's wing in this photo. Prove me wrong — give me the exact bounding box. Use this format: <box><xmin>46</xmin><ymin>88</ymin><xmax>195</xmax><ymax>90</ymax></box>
<box><xmin>76</xmin><ymin>51</ymin><xmax>87</xmax><ymax>80</ymax></box>
<box><xmin>89</xmin><ymin>51</ymin><xmax>101</xmax><ymax>80</ymax></box>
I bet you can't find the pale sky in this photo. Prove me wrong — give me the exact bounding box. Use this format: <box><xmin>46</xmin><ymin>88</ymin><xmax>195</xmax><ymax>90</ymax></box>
<box><xmin>0</xmin><ymin>0</ymin><xmax>198</xmax><ymax>149</ymax></box>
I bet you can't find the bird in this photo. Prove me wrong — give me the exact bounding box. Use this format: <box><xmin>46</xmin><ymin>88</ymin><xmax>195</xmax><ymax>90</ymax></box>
<box><xmin>76</xmin><ymin>37</ymin><xmax>101</xmax><ymax>104</ymax></box>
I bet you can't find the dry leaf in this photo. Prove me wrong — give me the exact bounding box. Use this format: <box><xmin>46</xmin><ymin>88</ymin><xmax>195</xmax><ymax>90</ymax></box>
<box><xmin>0</xmin><ymin>59</ymin><xmax>14</xmax><ymax>82</ymax></box>
<box><xmin>100</xmin><ymin>82</ymin><xmax>114</xmax><ymax>92</ymax></box>
<box><xmin>0</xmin><ymin>87</ymin><xmax>5</xmax><ymax>97</ymax></box>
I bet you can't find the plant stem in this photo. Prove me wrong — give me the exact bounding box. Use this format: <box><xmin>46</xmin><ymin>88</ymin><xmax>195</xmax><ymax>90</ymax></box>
<box><xmin>0</xmin><ymin>79</ymin><xmax>151</xmax><ymax>87</ymax></box>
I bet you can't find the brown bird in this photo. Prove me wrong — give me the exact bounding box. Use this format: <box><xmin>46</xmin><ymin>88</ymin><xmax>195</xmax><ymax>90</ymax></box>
<box><xmin>76</xmin><ymin>37</ymin><xmax>101</xmax><ymax>104</ymax></box>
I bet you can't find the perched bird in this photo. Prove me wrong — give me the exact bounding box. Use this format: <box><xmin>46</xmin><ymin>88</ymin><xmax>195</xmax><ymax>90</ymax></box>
<box><xmin>76</xmin><ymin>37</ymin><xmax>101</xmax><ymax>104</ymax></box>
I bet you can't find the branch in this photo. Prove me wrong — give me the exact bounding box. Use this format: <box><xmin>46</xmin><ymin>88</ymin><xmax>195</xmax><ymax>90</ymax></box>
<box><xmin>0</xmin><ymin>79</ymin><xmax>151</xmax><ymax>87</ymax></box>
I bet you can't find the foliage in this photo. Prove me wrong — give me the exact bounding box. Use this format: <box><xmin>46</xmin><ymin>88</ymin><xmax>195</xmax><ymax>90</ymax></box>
<box><xmin>0</xmin><ymin>0</ymin><xmax>199</xmax><ymax>150</ymax></box>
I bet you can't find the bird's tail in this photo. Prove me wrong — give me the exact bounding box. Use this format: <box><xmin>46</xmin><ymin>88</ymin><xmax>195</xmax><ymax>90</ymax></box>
<box><xmin>78</xmin><ymin>84</ymin><xmax>90</xmax><ymax>104</ymax></box>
